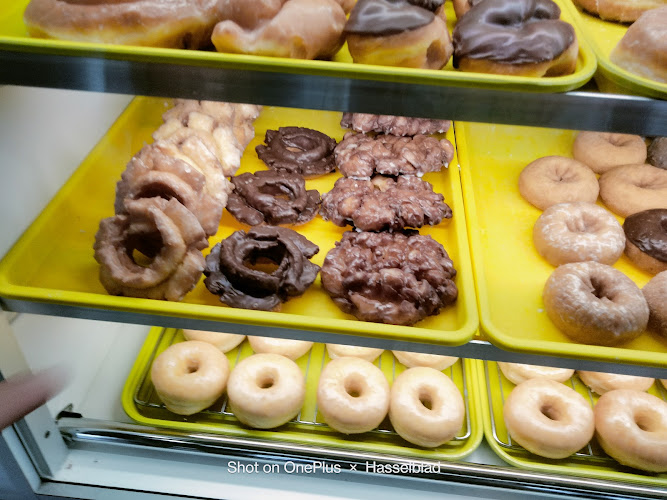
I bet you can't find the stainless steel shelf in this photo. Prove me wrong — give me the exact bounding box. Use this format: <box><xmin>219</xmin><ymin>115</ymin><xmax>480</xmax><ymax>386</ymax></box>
<box><xmin>0</xmin><ymin>50</ymin><xmax>666</xmax><ymax>135</ymax></box>
<box><xmin>4</xmin><ymin>298</ymin><xmax>666</xmax><ymax>378</ymax></box>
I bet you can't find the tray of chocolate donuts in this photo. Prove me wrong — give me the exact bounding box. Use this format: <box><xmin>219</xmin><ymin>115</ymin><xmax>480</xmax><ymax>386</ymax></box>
<box><xmin>0</xmin><ymin>0</ymin><xmax>596</xmax><ymax>93</ymax></box>
<box><xmin>480</xmin><ymin>360</ymin><xmax>667</xmax><ymax>484</ymax></box>
<box><xmin>457</xmin><ymin>122</ymin><xmax>667</xmax><ymax>366</ymax></box>
<box><xmin>121</xmin><ymin>326</ymin><xmax>484</xmax><ymax>460</ymax></box>
<box><xmin>566</xmin><ymin>0</ymin><xmax>667</xmax><ymax>98</ymax></box>
<box><xmin>0</xmin><ymin>96</ymin><xmax>479</xmax><ymax>346</ymax></box>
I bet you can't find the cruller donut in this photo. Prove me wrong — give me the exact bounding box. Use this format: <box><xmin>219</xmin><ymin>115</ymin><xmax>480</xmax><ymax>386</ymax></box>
<box><xmin>572</xmin><ymin>132</ymin><xmax>647</xmax><ymax>175</ymax></box>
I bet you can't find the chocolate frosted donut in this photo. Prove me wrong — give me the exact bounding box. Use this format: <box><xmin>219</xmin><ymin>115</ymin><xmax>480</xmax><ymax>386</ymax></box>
<box><xmin>648</xmin><ymin>138</ymin><xmax>667</xmax><ymax>170</ymax></box>
<box><xmin>453</xmin><ymin>0</ymin><xmax>578</xmax><ymax>76</ymax></box>
<box><xmin>227</xmin><ymin>170</ymin><xmax>321</xmax><ymax>226</ymax></box>
<box><xmin>321</xmin><ymin>175</ymin><xmax>452</xmax><ymax>231</ymax></box>
<box><xmin>345</xmin><ymin>0</ymin><xmax>435</xmax><ymax>36</ymax></box>
<box><xmin>204</xmin><ymin>226</ymin><xmax>320</xmax><ymax>311</ymax></box>
<box><xmin>256</xmin><ymin>127</ymin><xmax>337</xmax><ymax>178</ymax></box>
<box><xmin>624</xmin><ymin>209</ymin><xmax>667</xmax><ymax>275</ymax></box>
<box><xmin>321</xmin><ymin>231</ymin><xmax>458</xmax><ymax>325</ymax></box>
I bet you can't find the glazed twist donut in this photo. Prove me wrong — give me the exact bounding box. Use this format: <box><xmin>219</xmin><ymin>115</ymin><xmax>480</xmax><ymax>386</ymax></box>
<box><xmin>599</xmin><ymin>164</ymin><xmax>667</xmax><ymax>218</ymax></box>
<box><xmin>452</xmin><ymin>0</ymin><xmax>578</xmax><ymax>77</ymax></box>
<box><xmin>94</xmin><ymin>198</ymin><xmax>208</xmax><ymax>301</ymax></box>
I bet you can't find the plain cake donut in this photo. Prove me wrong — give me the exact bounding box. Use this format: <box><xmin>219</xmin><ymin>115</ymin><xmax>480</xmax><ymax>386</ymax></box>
<box><xmin>572</xmin><ymin>132</ymin><xmax>647</xmax><ymax>175</ymax></box>
<box><xmin>498</xmin><ymin>362</ymin><xmax>574</xmax><ymax>385</ymax></box>
<box><xmin>643</xmin><ymin>271</ymin><xmax>667</xmax><ymax>337</ymax></box>
<box><xmin>533</xmin><ymin>202</ymin><xmax>625</xmax><ymax>266</ymax></box>
<box><xmin>543</xmin><ymin>261</ymin><xmax>649</xmax><ymax>346</ymax></box>
<box><xmin>594</xmin><ymin>389</ymin><xmax>667</xmax><ymax>472</ymax></box>
<box><xmin>326</xmin><ymin>344</ymin><xmax>384</xmax><ymax>362</ymax></box>
<box><xmin>392</xmin><ymin>351</ymin><xmax>458</xmax><ymax>371</ymax></box>
<box><xmin>151</xmin><ymin>341</ymin><xmax>230</xmax><ymax>415</ymax></box>
<box><xmin>578</xmin><ymin>370</ymin><xmax>655</xmax><ymax>395</ymax></box>
<box><xmin>389</xmin><ymin>367</ymin><xmax>465</xmax><ymax>448</ymax></box>
<box><xmin>518</xmin><ymin>156</ymin><xmax>599</xmax><ymax>210</ymax></box>
<box><xmin>248</xmin><ymin>336</ymin><xmax>313</xmax><ymax>360</ymax></box>
<box><xmin>182</xmin><ymin>329</ymin><xmax>245</xmax><ymax>353</ymax></box>
<box><xmin>624</xmin><ymin>209</ymin><xmax>667</xmax><ymax>275</ymax></box>
<box><xmin>227</xmin><ymin>353</ymin><xmax>306</xmax><ymax>429</ymax></box>
<box><xmin>503</xmin><ymin>378</ymin><xmax>594</xmax><ymax>459</ymax></box>
<box><xmin>599</xmin><ymin>164</ymin><xmax>667</xmax><ymax>218</ymax></box>
<box><xmin>317</xmin><ymin>357</ymin><xmax>390</xmax><ymax>434</ymax></box>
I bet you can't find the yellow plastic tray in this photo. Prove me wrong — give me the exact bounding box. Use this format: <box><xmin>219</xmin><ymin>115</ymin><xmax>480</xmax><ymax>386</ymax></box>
<box><xmin>565</xmin><ymin>0</ymin><xmax>667</xmax><ymax>99</ymax></box>
<box><xmin>456</xmin><ymin>121</ymin><xmax>667</xmax><ymax>366</ymax></box>
<box><xmin>0</xmin><ymin>96</ymin><xmax>478</xmax><ymax>346</ymax></box>
<box><xmin>0</xmin><ymin>0</ymin><xmax>595</xmax><ymax>93</ymax></box>
<box><xmin>479</xmin><ymin>360</ymin><xmax>667</xmax><ymax>486</ymax></box>
<box><xmin>122</xmin><ymin>327</ymin><xmax>484</xmax><ymax>461</ymax></box>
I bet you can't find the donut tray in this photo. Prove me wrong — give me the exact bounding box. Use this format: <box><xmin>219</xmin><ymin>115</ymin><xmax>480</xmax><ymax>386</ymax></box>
<box><xmin>0</xmin><ymin>96</ymin><xmax>478</xmax><ymax>346</ymax></box>
<box><xmin>480</xmin><ymin>360</ymin><xmax>667</xmax><ymax>486</ymax></box>
<box><xmin>456</xmin><ymin>120</ymin><xmax>667</xmax><ymax>367</ymax></box>
<box><xmin>0</xmin><ymin>0</ymin><xmax>596</xmax><ymax>94</ymax></box>
<box><xmin>121</xmin><ymin>327</ymin><xmax>484</xmax><ymax>461</ymax></box>
<box><xmin>565</xmin><ymin>0</ymin><xmax>667</xmax><ymax>99</ymax></box>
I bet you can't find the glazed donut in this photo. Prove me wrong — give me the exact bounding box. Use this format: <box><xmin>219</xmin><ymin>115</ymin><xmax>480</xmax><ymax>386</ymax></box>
<box><xmin>533</xmin><ymin>202</ymin><xmax>625</xmax><ymax>266</ymax></box>
<box><xmin>94</xmin><ymin>198</ymin><xmax>208</xmax><ymax>302</ymax></box>
<box><xmin>326</xmin><ymin>344</ymin><xmax>384</xmax><ymax>362</ymax></box>
<box><xmin>572</xmin><ymin>132</ymin><xmax>647</xmax><ymax>175</ymax></box>
<box><xmin>320</xmin><ymin>176</ymin><xmax>452</xmax><ymax>231</ymax></box>
<box><xmin>610</xmin><ymin>7</ymin><xmax>667</xmax><ymax>84</ymax></box>
<box><xmin>498</xmin><ymin>362</ymin><xmax>574</xmax><ymax>385</ymax></box>
<box><xmin>452</xmin><ymin>0</ymin><xmax>578</xmax><ymax>77</ymax></box>
<box><xmin>543</xmin><ymin>261</ymin><xmax>649</xmax><ymax>346</ymax></box>
<box><xmin>578</xmin><ymin>370</ymin><xmax>654</xmax><ymax>395</ymax></box>
<box><xmin>151</xmin><ymin>341</ymin><xmax>230</xmax><ymax>415</ymax></box>
<box><xmin>321</xmin><ymin>231</ymin><xmax>458</xmax><ymax>326</ymax></box>
<box><xmin>648</xmin><ymin>137</ymin><xmax>667</xmax><ymax>170</ymax></box>
<box><xmin>212</xmin><ymin>0</ymin><xmax>347</xmax><ymax>60</ymax></box>
<box><xmin>503</xmin><ymin>378</ymin><xmax>595</xmax><ymax>459</ymax></box>
<box><xmin>344</xmin><ymin>0</ymin><xmax>453</xmax><ymax>69</ymax></box>
<box><xmin>594</xmin><ymin>389</ymin><xmax>667</xmax><ymax>472</ymax></box>
<box><xmin>182</xmin><ymin>330</ymin><xmax>245</xmax><ymax>353</ymax></box>
<box><xmin>340</xmin><ymin>113</ymin><xmax>450</xmax><ymax>137</ymax></box>
<box><xmin>573</xmin><ymin>0</ymin><xmax>666</xmax><ymax>23</ymax></box>
<box><xmin>334</xmin><ymin>133</ymin><xmax>454</xmax><ymax>178</ymax></box>
<box><xmin>227</xmin><ymin>353</ymin><xmax>306</xmax><ymax>429</ymax></box>
<box><xmin>599</xmin><ymin>164</ymin><xmax>667</xmax><ymax>218</ymax></box>
<box><xmin>256</xmin><ymin>127</ymin><xmax>337</xmax><ymax>178</ymax></box>
<box><xmin>518</xmin><ymin>156</ymin><xmax>599</xmax><ymax>210</ymax></box>
<box><xmin>624</xmin><ymin>209</ymin><xmax>667</xmax><ymax>275</ymax></box>
<box><xmin>226</xmin><ymin>170</ymin><xmax>321</xmax><ymax>226</ymax></box>
<box><xmin>24</xmin><ymin>0</ymin><xmax>221</xmax><ymax>48</ymax></box>
<box><xmin>389</xmin><ymin>367</ymin><xmax>465</xmax><ymax>447</ymax></box>
<box><xmin>248</xmin><ymin>336</ymin><xmax>313</xmax><ymax>360</ymax></box>
<box><xmin>643</xmin><ymin>271</ymin><xmax>667</xmax><ymax>337</ymax></box>
<box><xmin>317</xmin><ymin>357</ymin><xmax>390</xmax><ymax>434</ymax></box>
<box><xmin>392</xmin><ymin>351</ymin><xmax>458</xmax><ymax>371</ymax></box>
<box><xmin>204</xmin><ymin>226</ymin><xmax>320</xmax><ymax>311</ymax></box>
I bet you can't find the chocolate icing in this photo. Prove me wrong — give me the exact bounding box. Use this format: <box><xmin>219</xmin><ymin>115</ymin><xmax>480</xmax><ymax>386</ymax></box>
<box><xmin>648</xmin><ymin>137</ymin><xmax>667</xmax><ymax>170</ymax></box>
<box><xmin>344</xmin><ymin>0</ymin><xmax>435</xmax><ymax>36</ymax></box>
<box><xmin>624</xmin><ymin>209</ymin><xmax>667</xmax><ymax>263</ymax></box>
<box><xmin>407</xmin><ymin>0</ymin><xmax>445</xmax><ymax>11</ymax></box>
<box><xmin>453</xmin><ymin>0</ymin><xmax>575</xmax><ymax>65</ymax></box>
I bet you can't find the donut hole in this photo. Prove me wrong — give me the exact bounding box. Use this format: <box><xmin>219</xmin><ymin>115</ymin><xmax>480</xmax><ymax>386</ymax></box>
<box><xmin>184</xmin><ymin>358</ymin><xmax>200</xmax><ymax>375</ymax></box>
<box><xmin>258</xmin><ymin>183</ymin><xmax>295</xmax><ymax>202</ymax></box>
<box><xmin>344</xmin><ymin>377</ymin><xmax>364</xmax><ymax>398</ymax></box>
<box><xmin>256</xmin><ymin>369</ymin><xmax>278</xmax><ymax>390</ymax></box>
<box><xmin>539</xmin><ymin>402</ymin><xmax>561</xmax><ymax>421</ymax></box>
<box><xmin>634</xmin><ymin>410</ymin><xmax>659</xmax><ymax>432</ymax></box>
<box><xmin>550</xmin><ymin>166</ymin><xmax>577</xmax><ymax>183</ymax></box>
<box><xmin>565</xmin><ymin>213</ymin><xmax>599</xmax><ymax>233</ymax></box>
<box><xmin>588</xmin><ymin>276</ymin><xmax>614</xmax><ymax>301</ymax></box>
<box><xmin>125</xmin><ymin>231</ymin><xmax>163</xmax><ymax>267</ymax></box>
<box><xmin>418</xmin><ymin>390</ymin><xmax>434</xmax><ymax>411</ymax></box>
<box><xmin>242</xmin><ymin>247</ymin><xmax>284</xmax><ymax>275</ymax></box>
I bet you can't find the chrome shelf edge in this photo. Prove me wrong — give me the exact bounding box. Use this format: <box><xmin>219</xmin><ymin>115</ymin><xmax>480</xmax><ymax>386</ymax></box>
<box><xmin>5</xmin><ymin>299</ymin><xmax>666</xmax><ymax>377</ymax></box>
<box><xmin>0</xmin><ymin>50</ymin><xmax>666</xmax><ymax>135</ymax></box>
<box><xmin>58</xmin><ymin>419</ymin><xmax>666</xmax><ymax>500</ymax></box>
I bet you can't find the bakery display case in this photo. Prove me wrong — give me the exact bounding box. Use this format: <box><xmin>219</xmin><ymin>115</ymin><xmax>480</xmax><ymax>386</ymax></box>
<box><xmin>1</xmin><ymin>1</ymin><xmax>667</xmax><ymax>497</ymax></box>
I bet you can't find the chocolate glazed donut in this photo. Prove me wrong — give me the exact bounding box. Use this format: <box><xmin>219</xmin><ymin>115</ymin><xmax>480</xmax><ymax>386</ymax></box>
<box><xmin>452</xmin><ymin>0</ymin><xmax>578</xmax><ymax>77</ymax></box>
<box><xmin>624</xmin><ymin>209</ymin><xmax>667</xmax><ymax>275</ymax></box>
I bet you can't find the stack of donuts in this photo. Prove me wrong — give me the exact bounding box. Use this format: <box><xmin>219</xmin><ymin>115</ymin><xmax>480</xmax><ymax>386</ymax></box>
<box><xmin>518</xmin><ymin>131</ymin><xmax>667</xmax><ymax>346</ymax></box>
<box><xmin>94</xmin><ymin>99</ymin><xmax>260</xmax><ymax>301</ymax></box>
<box><xmin>319</xmin><ymin>112</ymin><xmax>459</xmax><ymax>326</ymax></box>
<box><xmin>151</xmin><ymin>331</ymin><xmax>466</xmax><ymax>449</ymax></box>
<box><xmin>499</xmin><ymin>362</ymin><xmax>667</xmax><ymax>473</ymax></box>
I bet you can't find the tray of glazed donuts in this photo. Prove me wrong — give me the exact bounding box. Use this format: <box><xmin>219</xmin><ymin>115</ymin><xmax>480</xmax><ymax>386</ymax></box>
<box><xmin>121</xmin><ymin>327</ymin><xmax>484</xmax><ymax>460</ymax></box>
<box><xmin>0</xmin><ymin>96</ymin><xmax>479</xmax><ymax>346</ymax></box>
<box><xmin>457</xmin><ymin>121</ymin><xmax>667</xmax><ymax>366</ymax></box>
<box><xmin>566</xmin><ymin>0</ymin><xmax>667</xmax><ymax>98</ymax></box>
<box><xmin>480</xmin><ymin>361</ymin><xmax>667</xmax><ymax>484</ymax></box>
<box><xmin>0</xmin><ymin>0</ymin><xmax>596</xmax><ymax>93</ymax></box>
